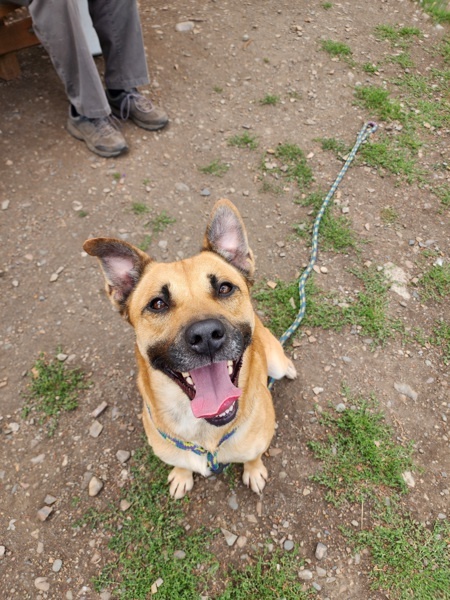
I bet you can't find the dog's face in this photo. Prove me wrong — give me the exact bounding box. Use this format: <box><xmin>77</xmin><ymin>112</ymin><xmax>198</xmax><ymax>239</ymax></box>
<box><xmin>84</xmin><ymin>200</ymin><xmax>257</xmax><ymax>427</ymax></box>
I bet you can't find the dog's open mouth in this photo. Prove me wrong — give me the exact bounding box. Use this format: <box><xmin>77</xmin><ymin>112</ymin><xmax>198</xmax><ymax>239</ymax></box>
<box><xmin>164</xmin><ymin>357</ymin><xmax>243</xmax><ymax>426</ymax></box>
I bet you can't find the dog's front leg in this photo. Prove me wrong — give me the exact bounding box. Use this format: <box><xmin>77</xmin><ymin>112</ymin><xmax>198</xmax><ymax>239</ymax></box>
<box><xmin>242</xmin><ymin>456</ymin><xmax>268</xmax><ymax>494</ymax></box>
<box><xmin>168</xmin><ymin>467</ymin><xmax>194</xmax><ymax>499</ymax></box>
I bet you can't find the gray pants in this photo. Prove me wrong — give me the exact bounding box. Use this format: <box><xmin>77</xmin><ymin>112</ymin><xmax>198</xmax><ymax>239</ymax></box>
<box><xmin>9</xmin><ymin>0</ymin><xmax>149</xmax><ymax>117</ymax></box>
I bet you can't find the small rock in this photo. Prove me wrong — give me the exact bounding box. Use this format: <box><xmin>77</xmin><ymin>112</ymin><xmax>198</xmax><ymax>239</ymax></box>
<box><xmin>394</xmin><ymin>383</ymin><xmax>418</xmax><ymax>401</ymax></box>
<box><xmin>284</xmin><ymin>540</ymin><xmax>295</xmax><ymax>551</ymax></box>
<box><xmin>313</xmin><ymin>387</ymin><xmax>324</xmax><ymax>396</ymax></box>
<box><xmin>56</xmin><ymin>353</ymin><xmax>68</xmax><ymax>362</ymax></box>
<box><xmin>315</xmin><ymin>542</ymin><xmax>327</xmax><ymax>560</ymax></box>
<box><xmin>299</xmin><ymin>569</ymin><xmax>313</xmax><ymax>581</ymax></box>
<box><xmin>316</xmin><ymin>566</ymin><xmax>327</xmax><ymax>577</ymax></box>
<box><xmin>31</xmin><ymin>453</ymin><xmax>45</xmax><ymax>465</ymax></box>
<box><xmin>174</xmin><ymin>550</ymin><xmax>186</xmax><ymax>559</ymax></box>
<box><xmin>221</xmin><ymin>528</ymin><xmax>238</xmax><ymax>547</ymax></box>
<box><xmin>237</xmin><ymin>536</ymin><xmax>247</xmax><ymax>549</ymax></box>
<box><xmin>1</xmin><ymin>200</ymin><xmax>10</xmax><ymax>210</ymax></box>
<box><xmin>116</xmin><ymin>450</ymin><xmax>131</xmax><ymax>464</ymax></box>
<box><xmin>175</xmin><ymin>182</ymin><xmax>190</xmax><ymax>193</ymax></box>
<box><xmin>37</xmin><ymin>506</ymin><xmax>53</xmax><ymax>522</ymax></box>
<box><xmin>88</xmin><ymin>476</ymin><xmax>104</xmax><ymax>497</ymax></box>
<box><xmin>402</xmin><ymin>471</ymin><xmax>415</xmax><ymax>488</ymax></box>
<box><xmin>50</xmin><ymin>273</ymin><xmax>59</xmax><ymax>282</ymax></box>
<box><xmin>44</xmin><ymin>495</ymin><xmax>57</xmax><ymax>505</ymax></box>
<box><xmin>52</xmin><ymin>559</ymin><xmax>63</xmax><ymax>573</ymax></box>
<box><xmin>335</xmin><ymin>403</ymin><xmax>346</xmax><ymax>413</ymax></box>
<box><xmin>200</xmin><ymin>188</ymin><xmax>211</xmax><ymax>197</ymax></box>
<box><xmin>175</xmin><ymin>21</ymin><xmax>194</xmax><ymax>32</ymax></box>
<box><xmin>34</xmin><ymin>577</ymin><xmax>50</xmax><ymax>592</ymax></box>
<box><xmin>91</xmin><ymin>401</ymin><xmax>108</xmax><ymax>418</ymax></box>
<box><xmin>89</xmin><ymin>420</ymin><xmax>103</xmax><ymax>438</ymax></box>
<box><xmin>312</xmin><ymin>582</ymin><xmax>322</xmax><ymax>591</ymax></box>
<box><xmin>120</xmin><ymin>499</ymin><xmax>132</xmax><ymax>512</ymax></box>
<box><xmin>0</xmin><ymin>545</ymin><xmax>6</xmax><ymax>558</ymax></box>
<box><xmin>228</xmin><ymin>494</ymin><xmax>239</xmax><ymax>511</ymax></box>
<box><xmin>438</xmin><ymin>513</ymin><xmax>447</xmax><ymax>520</ymax></box>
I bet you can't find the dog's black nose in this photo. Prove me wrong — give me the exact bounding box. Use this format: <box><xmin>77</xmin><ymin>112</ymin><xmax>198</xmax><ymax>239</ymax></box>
<box><xmin>186</xmin><ymin>319</ymin><xmax>226</xmax><ymax>356</ymax></box>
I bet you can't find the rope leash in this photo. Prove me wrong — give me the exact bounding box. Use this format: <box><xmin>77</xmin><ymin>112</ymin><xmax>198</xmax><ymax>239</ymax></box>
<box><xmin>268</xmin><ymin>121</ymin><xmax>378</xmax><ymax>390</ymax></box>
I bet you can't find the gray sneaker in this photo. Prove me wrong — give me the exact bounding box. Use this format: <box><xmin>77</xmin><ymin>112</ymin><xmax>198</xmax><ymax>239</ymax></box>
<box><xmin>67</xmin><ymin>107</ymin><xmax>128</xmax><ymax>158</ymax></box>
<box><xmin>107</xmin><ymin>89</ymin><xmax>169</xmax><ymax>131</ymax></box>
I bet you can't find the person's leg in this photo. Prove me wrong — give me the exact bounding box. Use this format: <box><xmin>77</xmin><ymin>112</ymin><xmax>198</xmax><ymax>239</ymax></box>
<box><xmin>88</xmin><ymin>0</ymin><xmax>149</xmax><ymax>91</ymax></box>
<box><xmin>28</xmin><ymin>0</ymin><xmax>110</xmax><ymax>118</ymax></box>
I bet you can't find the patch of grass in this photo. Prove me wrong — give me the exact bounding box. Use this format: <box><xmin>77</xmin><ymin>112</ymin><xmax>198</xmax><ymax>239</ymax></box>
<box><xmin>148</xmin><ymin>210</ymin><xmax>176</xmax><ymax>234</ymax></box>
<box><xmin>375</xmin><ymin>24</ymin><xmax>421</xmax><ymax>48</ymax></box>
<box><xmin>388</xmin><ymin>52</ymin><xmax>414</xmax><ymax>69</ymax></box>
<box><xmin>359</xmin><ymin>135</ymin><xmax>419</xmax><ymax>182</ymax></box>
<box><xmin>316</xmin><ymin>137</ymin><xmax>351</xmax><ymax>158</ymax></box>
<box><xmin>80</xmin><ymin>445</ymin><xmax>312</xmax><ymax>599</ymax></box>
<box><xmin>348</xmin><ymin>501</ymin><xmax>450</xmax><ymax>599</ymax></box>
<box><xmin>354</xmin><ymin>85</ymin><xmax>404</xmax><ymax>122</ymax></box>
<box><xmin>259</xmin><ymin>180</ymin><xmax>284</xmax><ymax>195</ymax></box>
<box><xmin>228</xmin><ymin>132</ymin><xmax>258</xmax><ymax>150</ymax></box>
<box><xmin>77</xmin><ymin>210</ymin><xmax>88</xmax><ymax>218</ymax></box>
<box><xmin>137</xmin><ymin>234</ymin><xmax>153</xmax><ymax>252</ymax></box>
<box><xmin>362</xmin><ymin>62</ymin><xmax>379</xmax><ymax>74</ymax></box>
<box><xmin>199</xmin><ymin>159</ymin><xmax>230</xmax><ymax>177</ymax></box>
<box><xmin>417</xmin><ymin>264</ymin><xmax>450</xmax><ymax>302</ymax></box>
<box><xmin>417</xmin><ymin>0</ymin><xmax>450</xmax><ymax>24</ymax></box>
<box><xmin>380</xmin><ymin>206</ymin><xmax>399</xmax><ymax>224</ymax></box>
<box><xmin>308</xmin><ymin>395</ymin><xmax>414</xmax><ymax>505</ymax></box>
<box><xmin>322</xmin><ymin>2</ymin><xmax>333</xmax><ymax>9</ymax></box>
<box><xmin>259</xmin><ymin>94</ymin><xmax>280</xmax><ymax>105</ymax></box>
<box><xmin>213</xmin><ymin>85</ymin><xmax>223</xmax><ymax>93</ymax></box>
<box><xmin>131</xmin><ymin>202</ymin><xmax>149</xmax><ymax>215</ymax></box>
<box><xmin>274</xmin><ymin>143</ymin><xmax>314</xmax><ymax>189</ymax></box>
<box><xmin>440</xmin><ymin>37</ymin><xmax>450</xmax><ymax>62</ymax></box>
<box><xmin>22</xmin><ymin>353</ymin><xmax>87</xmax><ymax>436</ymax></box>
<box><xmin>112</xmin><ymin>172</ymin><xmax>121</xmax><ymax>182</ymax></box>
<box><xmin>434</xmin><ymin>184</ymin><xmax>450</xmax><ymax>206</ymax></box>
<box><xmin>321</xmin><ymin>39</ymin><xmax>352</xmax><ymax>58</ymax></box>
<box><xmin>219</xmin><ymin>551</ymin><xmax>314</xmax><ymax>600</ymax></box>
<box><xmin>429</xmin><ymin>320</ymin><xmax>450</xmax><ymax>364</ymax></box>
<box><xmin>255</xmin><ymin>267</ymin><xmax>401</xmax><ymax>344</ymax></box>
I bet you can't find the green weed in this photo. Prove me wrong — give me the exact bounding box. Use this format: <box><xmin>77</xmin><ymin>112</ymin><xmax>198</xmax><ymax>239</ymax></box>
<box><xmin>22</xmin><ymin>353</ymin><xmax>87</xmax><ymax>436</ymax></box>
<box><xmin>380</xmin><ymin>206</ymin><xmax>399</xmax><ymax>224</ymax></box>
<box><xmin>260</xmin><ymin>94</ymin><xmax>280</xmax><ymax>105</ymax></box>
<box><xmin>148</xmin><ymin>211</ymin><xmax>176</xmax><ymax>234</ymax></box>
<box><xmin>417</xmin><ymin>264</ymin><xmax>450</xmax><ymax>302</ymax></box>
<box><xmin>359</xmin><ymin>136</ymin><xmax>419</xmax><ymax>181</ymax></box>
<box><xmin>362</xmin><ymin>62</ymin><xmax>379</xmax><ymax>74</ymax></box>
<box><xmin>375</xmin><ymin>24</ymin><xmax>421</xmax><ymax>48</ymax></box>
<box><xmin>321</xmin><ymin>39</ymin><xmax>352</xmax><ymax>58</ymax></box>
<box><xmin>316</xmin><ymin>137</ymin><xmax>351</xmax><ymax>158</ymax></box>
<box><xmin>228</xmin><ymin>132</ymin><xmax>258</xmax><ymax>150</ymax></box>
<box><xmin>417</xmin><ymin>0</ymin><xmax>450</xmax><ymax>24</ymax></box>
<box><xmin>131</xmin><ymin>202</ymin><xmax>149</xmax><ymax>215</ymax></box>
<box><xmin>259</xmin><ymin>180</ymin><xmax>284</xmax><ymax>195</ymax></box>
<box><xmin>322</xmin><ymin>2</ymin><xmax>333</xmax><ymax>9</ymax></box>
<box><xmin>434</xmin><ymin>185</ymin><xmax>450</xmax><ymax>206</ymax></box>
<box><xmin>213</xmin><ymin>85</ymin><xmax>223</xmax><ymax>93</ymax></box>
<box><xmin>429</xmin><ymin>320</ymin><xmax>450</xmax><ymax>364</ymax></box>
<box><xmin>354</xmin><ymin>85</ymin><xmax>404</xmax><ymax>122</ymax></box>
<box><xmin>348</xmin><ymin>501</ymin><xmax>450</xmax><ymax>599</ymax></box>
<box><xmin>274</xmin><ymin>143</ymin><xmax>314</xmax><ymax>189</ymax></box>
<box><xmin>199</xmin><ymin>159</ymin><xmax>230</xmax><ymax>177</ymax></box>
<box><xmin>308</xmin><ymin>396</ymin><xmax>414</xmax><ymax>505</ymax></box>
<box><xmin>388</xmin><ymin>52</ymin><xmax>414</xmax><ymax>69</ymax></box>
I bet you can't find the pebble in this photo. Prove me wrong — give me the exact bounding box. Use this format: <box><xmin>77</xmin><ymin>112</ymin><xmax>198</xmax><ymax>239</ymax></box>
<box><xmin>44</xmin><ymin>495</ymin><xmax>57</xmax><ymax>505</ymax></box>
<box><xmin>221</xmin><ymin>528</ymin><xmax>238</xmax><ymax>547</ymax></box>
<box><xmin>402</xmin><ymin>471</ymin><xmax>415</xmax><ymax>488</ymax></box>
<box><xmin>284</xmin><ymin>540</ymin><xmax>294</xmax><ymax>551</ymax></box>
<box><xmin>91</xmin><ymin>401</ymin><xmax>108</xmax><ymax>418</ymax></box>
<box><xmin>31</xmin><ymin>453</ymin><xmax>46</xmax><ymax>465</ymax></box>
<box><xmin>313</xmin><ymin>387</ymin><xmax>324</xmax><ymax>396</ymax></box>
<box><xmin>228</xmin><ymin>494</ymin><xmax>239</xmax><ymax>511</ymax></box>
<box><xmin>89</xmin><ymin>420</ymin><xmax>103</xmax><ymax>438</ymax></box>
<box><xmin>116</xmin><ymin>450</ymin><xmax>131</xmax><ymax>464</ymax></box>
<box><xmin>56</xmin><ymin>353</ymin><xmax>68</xmax><ymax>362</ymax></box>
<box><xmin>298</xmin><ymin>569</ymin><xmax>313</xmax><ymax>581</ymax></box>
<box><xmin>316</xmin><ymin>566</ymin><xmax>327</xmax><ymax>577</ymax></box>
<box><xmin>394</xmin><ymin>382</ymin><xmax>418</xmax><ymax>401</ymax></box>
<box><xmin>200</xmin><ymin>188</ymin><xmax>211</xmax><ymax>197</ymax></box>
<box><xmin>175</xmin><ymin>21</ymin><xmax>194</xmax><ymax>32</ymax></box>
<box><xmin>0</xmin><ymin>545</ymin><xmax>5</xmax><ymax>557</ymax></box>
<box><xmin>88</xmin><ymin>476</ymin><xmax>104</xmax><ymax>497</ymax></box>
<box><xmin>175</xmin><ymin>182</ymin><xmax>190</xmax><ymax>193</ymax></box>
<box><xmin>37</xmin><ymin>506</ymin><xmax>53</xmax><ymax>522</ymax></box>
<box><xmin>120</xmin><ymin>499</ymin><xmax>132</xmax><ymax>512</ymax></box>
<box><xmin>34</xmin><ymin>577</ymin><xmax>50</xmax><ymax>592</ymax></box>
<box><xmin>52</xmin><ymin>559</ymin><xmax>63</xmax><ymax>572</ymax></box>
<box><xmin>315</xmin><ymin>542</ymin><xmax>327</xmax><ymax>560</ymax></box>
<box><xmin>1</xmin><ymin>200</ymin><xmax>10</xmax><ymax>210</ymax></box>
<box><xmin>312</xmin><ymin>582</ymin><xmax>322</xmax><ymax>591</ymax></box>
<box><xmin>174</xmin><ymin>550</ymin><xmax>186</xmax><ymax>559</ymax></box>
<box><xmin>438</xmin><ymin>513</ymin><xmax>447</xmax><ymax>520</ymax></box>
<box><xmin>335</xmin><ymin>403</ymin><xmax>346</xmax><ymax>413</ymax></box>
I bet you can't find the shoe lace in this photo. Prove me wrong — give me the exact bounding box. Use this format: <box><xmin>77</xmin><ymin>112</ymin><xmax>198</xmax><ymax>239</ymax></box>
<box><xmin>119</xmin><ymin>91</ymin><xmax>154</xmax><ymax>120</ymax></box>
<box><xmin>92</xmin><ymin>115</ymin><xmax>121</xmax><ymax>135</ymax></box>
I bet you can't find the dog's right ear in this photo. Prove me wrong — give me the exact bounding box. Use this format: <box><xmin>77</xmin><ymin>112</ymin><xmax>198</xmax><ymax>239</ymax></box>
<box><xmin>83</xmin><ymin>238</ymin><xmax>151</xmax><ymax>314</ymax></box>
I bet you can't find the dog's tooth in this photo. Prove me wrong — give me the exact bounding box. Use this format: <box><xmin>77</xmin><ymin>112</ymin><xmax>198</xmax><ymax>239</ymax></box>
<box><xmin>227</xmin><ymin>362</ymin><xmax>233</xmax><ymax>375</ymax></box>
<box><xmin>186</xmin><ymin>376</ymin><xmax>194</xmax><ymax>386</ymax></box>
<box><xmin>182</xmin><ymin>372</ymin><xmax>190</xmax><ymax>378</ymax></box>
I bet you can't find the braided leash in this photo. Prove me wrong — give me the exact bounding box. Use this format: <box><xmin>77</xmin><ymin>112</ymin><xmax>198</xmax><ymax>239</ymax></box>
<box><xmin>268</xmin><ymin>121</ymin><xmax>378</xmax><ymax>390</ymax></box>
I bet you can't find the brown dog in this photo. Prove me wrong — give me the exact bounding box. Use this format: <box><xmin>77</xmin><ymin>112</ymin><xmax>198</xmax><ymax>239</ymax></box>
<box><xmin>83</xmin><ymin>199</ymin><xmax>296</xmax><ymax>498</ymax></box>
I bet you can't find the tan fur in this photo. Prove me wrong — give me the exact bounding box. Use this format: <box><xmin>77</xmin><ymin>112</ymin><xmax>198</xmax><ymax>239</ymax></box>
<box><xmin>84</xmin><ymin>199</ymin><xmax>296</xmax><ymax>499</ymax></box>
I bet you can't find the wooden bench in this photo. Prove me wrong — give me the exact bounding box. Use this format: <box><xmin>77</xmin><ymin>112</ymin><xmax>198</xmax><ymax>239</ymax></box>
<box><xmin>0</xmin><ymin>2</ymin><xmax>40</xmax><ymax>80</ymax></box>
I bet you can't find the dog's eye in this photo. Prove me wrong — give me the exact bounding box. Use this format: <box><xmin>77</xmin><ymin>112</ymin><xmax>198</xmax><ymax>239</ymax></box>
<box><xmin>148</xmin><ymin>298</ymin><xmax>168</xmax><ymax>312</ymax></box>
<box><xmin>218</xmin><ymin>282</ymin><xmax>234</xmax><ymax>296</ymax></box>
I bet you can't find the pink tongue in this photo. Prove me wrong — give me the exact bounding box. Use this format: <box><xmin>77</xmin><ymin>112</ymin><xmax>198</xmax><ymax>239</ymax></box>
<box><xmin>189</xmin><ymin>361</ymin><xmax>242</xmax><ymax>419</ymax></box>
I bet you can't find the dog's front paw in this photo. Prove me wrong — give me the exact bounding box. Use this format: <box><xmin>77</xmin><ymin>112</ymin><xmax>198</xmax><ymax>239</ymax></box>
<box><xmin>168</xmin><ymin>467</ymin><xmax>194</xmax><ymax>499</ymax></box>
<box><xmin>285</xmin><ymin>359</ymin><xmax>297</xmax><ymax>380</ymax></box>
<box><xmin>242</xmin><ymin>458</ymin><xmax>268</xmax><ymax>495</ymax></box>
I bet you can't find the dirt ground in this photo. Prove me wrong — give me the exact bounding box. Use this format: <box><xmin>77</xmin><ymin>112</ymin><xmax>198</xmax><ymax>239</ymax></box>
<box><xmin>1</xmin><ymin>1</ymin><xmax>449</xmax><ymax>598</ymax></box>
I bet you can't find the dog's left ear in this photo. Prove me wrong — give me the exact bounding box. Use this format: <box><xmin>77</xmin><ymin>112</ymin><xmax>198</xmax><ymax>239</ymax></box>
<box><xmin>203</xmin><ymin>199</ymin><xmax>255</xmax><ymax>280</ymax></box>
<box><xmin>83</xmin><ymin>237</ymin><xmax>151</xmax><ymax>315</ymax></box>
